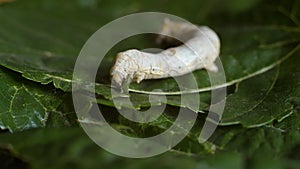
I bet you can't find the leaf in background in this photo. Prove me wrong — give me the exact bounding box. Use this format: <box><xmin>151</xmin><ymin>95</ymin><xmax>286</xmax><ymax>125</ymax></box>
<box><xmin>27</xmin><ymin>105</ymin><xmax>299</xmax><ymax>169</ymax></box>
<box><xmin>0</xmin><ymin>68</ymin><xmax>75</xmax><ymax>132</ymax></box>
<box><xmin>219</xmin><ymin>67</ymin><xmax>279</xmax><ymax>126</ymax></box>
<box><xmin>220</xmin><ymin>53</ymin><xmax>300</xmax><ymax>127</ymax></box>
<box><xmin>4</xmin><ymin>126</ymin><xmax>292</xmax><ymax>169</ymax></box>
<box><xmin>0</xmin><ymin>127</ymin><xmax>205</xmax><ymax>169</ymax></box>
<box><xmin>208</xmin><ymin>109</ymin><xmax>300</xmax><ymax>169</ymax></box>
<box><xmin>114</xmin><ymin>105</ymin><xmax>218</xmax><ymax>154</ymax></box>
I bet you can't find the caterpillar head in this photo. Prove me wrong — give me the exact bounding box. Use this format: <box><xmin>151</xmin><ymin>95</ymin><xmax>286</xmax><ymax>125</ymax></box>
<box><xmin>110</xmin><ymin>49</ymin><xmax>140</xmax><ymax>87</ymax></box>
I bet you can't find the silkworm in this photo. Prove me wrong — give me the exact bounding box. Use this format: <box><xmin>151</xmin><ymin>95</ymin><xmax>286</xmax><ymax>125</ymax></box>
<box><xmin>110</xmin><ymin>19</ymin><xmax>220</xmax><ymax>87</ymax></box>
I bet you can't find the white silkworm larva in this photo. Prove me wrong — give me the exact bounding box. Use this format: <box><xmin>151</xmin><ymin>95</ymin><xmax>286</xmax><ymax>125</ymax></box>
<box><xmin>110</xmin><ymin>19</ymin><xmax>220</xmax><ymax>87</ymax></box>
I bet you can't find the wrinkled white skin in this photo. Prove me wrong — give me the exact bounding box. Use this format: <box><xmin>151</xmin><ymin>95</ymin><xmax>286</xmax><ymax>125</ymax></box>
<box><xmin>110</xmin><ymin>19</ymin><xmax>220</xmax><ymax>86</ymax></box>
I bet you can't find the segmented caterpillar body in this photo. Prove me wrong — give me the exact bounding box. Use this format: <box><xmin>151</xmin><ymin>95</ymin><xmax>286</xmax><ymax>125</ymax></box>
<box><xmin>111</xmin><ymin>19</ymin><xmax>220</xmax><ymax>86</ymax></box>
